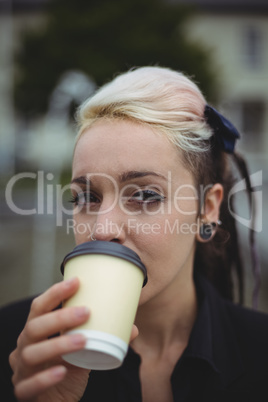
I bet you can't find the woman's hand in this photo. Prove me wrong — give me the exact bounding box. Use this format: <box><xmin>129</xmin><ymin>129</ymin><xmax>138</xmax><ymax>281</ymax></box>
<box><xmin>9</xmin><ymin>277</ymin><xmax>91</xmax><ymax>402</ymax></box>
<box><xmin>9</xmin><ymin>277</ymin><xmax>139</xmax><ymax>401</ymax></box>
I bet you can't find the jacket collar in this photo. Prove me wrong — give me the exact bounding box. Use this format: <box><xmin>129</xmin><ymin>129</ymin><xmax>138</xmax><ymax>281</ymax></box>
<box><xmin>183</xmin><ymin>273</ymin><xmax>244</xmax><ymax>386</ymax></box>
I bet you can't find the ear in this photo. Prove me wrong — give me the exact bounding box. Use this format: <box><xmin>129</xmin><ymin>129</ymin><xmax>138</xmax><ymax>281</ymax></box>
<box><xmin>203</xmin><ymin>183</ymin><xmax>224</xmax><ymax>223</ymax></box>
<box><xmin>196</xmin><ymin>183</ymin><xmax>224</xmax><ymax>243</ymax></box>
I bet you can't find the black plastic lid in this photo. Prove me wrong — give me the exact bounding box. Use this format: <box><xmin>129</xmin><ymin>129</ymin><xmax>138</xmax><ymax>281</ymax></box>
<box><xmin>60</xmin><ymin>241</ymin><xmax>147</xmax><ymax>287</ymax></box>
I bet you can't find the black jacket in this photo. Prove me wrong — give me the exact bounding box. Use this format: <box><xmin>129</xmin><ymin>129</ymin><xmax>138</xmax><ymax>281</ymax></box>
<box><xmin>1</xmin><ymin>274</ymin><xmax>268</xmax><ymax>401</ymax></box>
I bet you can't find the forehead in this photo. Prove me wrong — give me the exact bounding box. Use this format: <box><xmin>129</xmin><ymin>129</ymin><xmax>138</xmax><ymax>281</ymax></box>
<box><xmin>72</xmin><ymin>119</ymin><xmax>192</xmax><ymax>184</ymax></box>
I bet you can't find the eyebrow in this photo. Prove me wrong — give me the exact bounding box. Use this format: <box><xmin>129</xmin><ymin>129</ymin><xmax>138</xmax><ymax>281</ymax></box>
<box><xmin>71</xmin><ymin>171</ymin><xmax>168</xmax><ymax>186</ymax></box>
<box><xmin>119</xmin><ymin>171</ymin><xmax>167</xmax><ymax>183</ymax></box>
<box><xmin>71</xmin><ymin>176</ymin><xmax>90</xmax><ymax>185</ymax></box>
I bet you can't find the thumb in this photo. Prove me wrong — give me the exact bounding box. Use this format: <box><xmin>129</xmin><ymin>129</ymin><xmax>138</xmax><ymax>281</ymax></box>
<box><xmin>130</xmin><ymin>324</ymin><xmax>139</xmax><ymax>342</ymax></box>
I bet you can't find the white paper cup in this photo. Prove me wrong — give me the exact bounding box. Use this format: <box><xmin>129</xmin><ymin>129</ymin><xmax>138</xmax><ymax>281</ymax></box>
<box><xmin>60</xmin><ymin>241</ymin><xmax>147</xmax><ymax>370</ymax></box>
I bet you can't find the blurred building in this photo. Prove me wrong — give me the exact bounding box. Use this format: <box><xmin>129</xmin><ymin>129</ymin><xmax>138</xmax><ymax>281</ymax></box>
<box><xmin>175</xmin><ymin>0</ymin><xmax>268</xmax><ymax>174</ymax></box>
<box><xmin>0</xmin><ymin>0</ymin><xmax>48</xmax><ymax>175</ymax></box>
<box><xmin>1</xmin><ymin>0</ymin><xmax>267</xmax><ymax>175</ymax></box>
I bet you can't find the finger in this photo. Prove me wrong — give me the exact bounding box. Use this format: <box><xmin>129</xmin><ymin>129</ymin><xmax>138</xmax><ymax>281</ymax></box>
<box><xmin>9</xmin><ymin>349</ymin><xmax>17</xmax><ymax>373</ymax></box>
<box><xmin>25</xmin><ymin>306</ymin><xmax>90</xmax><ymax>343</ymax></box>
<box><xmin>14</xmin><ymin>365</ymin><xmax>67</xmax><ymax>401</ymax></box>
<box><xmin>16</xmin><ymin>331</ymin><xmax>24</xmax><ymax>348</ymax></box>
<box><xmin>21</xmin><ymin>334</ymin><xmax>87</xmax><ymax>367</ymax></box>
<box><xmin>130</xmin><ymin>325</ymin><xmax>139</xmax><ymax>342</ymax></box>
<box><xmin>28</xmin><ymin>277</ymin><xmax>80</xmax><ymax>320</ymax></box>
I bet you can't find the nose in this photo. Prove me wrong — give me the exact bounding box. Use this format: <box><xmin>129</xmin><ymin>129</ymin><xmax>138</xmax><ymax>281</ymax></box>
<box><xmin>92</xmin><ymin>203</ymin><xmax>126</xmax><ymax>244</ymax></box>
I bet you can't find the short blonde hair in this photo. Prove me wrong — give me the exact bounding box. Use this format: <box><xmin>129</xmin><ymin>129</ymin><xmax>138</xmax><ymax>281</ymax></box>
<box><xmin>76</xmin><ymin>66</ymin><xmax>213</xmax><ymax>155</ymax></box>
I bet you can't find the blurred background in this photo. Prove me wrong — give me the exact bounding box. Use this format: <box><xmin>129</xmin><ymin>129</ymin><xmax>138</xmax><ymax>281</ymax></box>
<box><xmin>0</xmin><ymin>0</ymin><xmax>268</xmax><ymax>310</ymax></box>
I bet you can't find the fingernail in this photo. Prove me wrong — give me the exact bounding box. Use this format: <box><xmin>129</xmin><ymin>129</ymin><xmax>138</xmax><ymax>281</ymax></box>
<box><xmin>64</xmin><ymin>277</ymin><xmax>77</xmax><ymax>288</ymax></box>
<box><xmin>75</xmin><ymin>306</ymin><xmax>89</xmax><ymax>318</ymax></box>
<box><xmin>70</xmin><ymin>333</ymin><xmax>86</xmax><ymax>345</ymax></box>
<box><xmin>51</xmin><ymin>366</ymin><xmax>67</xmax><ymax>378</ymax></box>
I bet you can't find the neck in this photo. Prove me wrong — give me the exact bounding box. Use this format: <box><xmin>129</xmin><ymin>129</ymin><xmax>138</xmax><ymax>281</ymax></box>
<box><xmin>131</xmin><ymin>271</ymin><xmax>197</xmax><ymax>356</ymax></box>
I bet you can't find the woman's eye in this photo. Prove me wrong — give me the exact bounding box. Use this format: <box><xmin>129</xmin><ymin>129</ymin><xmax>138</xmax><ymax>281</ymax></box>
<box><xmin>69</xmin><ymin>192</ymin><xmax>100</xmax><ymax>206</ymax></box>
<box><xmin>129</xmin><ymin>190</ymin><xmax>165</xmax><ymax>205</ymax></box>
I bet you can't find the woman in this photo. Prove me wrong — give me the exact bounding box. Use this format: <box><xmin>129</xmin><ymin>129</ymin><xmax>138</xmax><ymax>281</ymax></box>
<box><xmin>2</xmin><ymin>66</ymin><xmax>268</xmax><ymax>401</ymax></box>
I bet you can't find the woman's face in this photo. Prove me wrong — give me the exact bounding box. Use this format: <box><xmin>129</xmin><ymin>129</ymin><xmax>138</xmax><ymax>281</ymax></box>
<box><xmin>72</xmin><ymin>119</ymin><xmax>199</xmax><ymax>306</ymax></box>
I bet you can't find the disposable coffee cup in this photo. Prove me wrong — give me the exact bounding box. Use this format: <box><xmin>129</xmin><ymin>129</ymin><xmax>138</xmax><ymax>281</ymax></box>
<box><xmin>60</xmin><ymin>241</ymin><xmax>147</xmax><ymax>370</ymax></box>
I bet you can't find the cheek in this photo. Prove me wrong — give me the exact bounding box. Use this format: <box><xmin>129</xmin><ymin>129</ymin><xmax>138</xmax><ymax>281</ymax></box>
<box><xmin>138</xmin><ymin>228</ymin><xmax>196</xmax><ymax>306</ymax></box>
<box><xmin>71</xmin><ymin>215</ymin><xmax>93</xmax><ymax>244</ymax></box>
<box><xmin>136</xmin><ymin>212</ymin><xmax>197</xmax><ymax>273</ymax></box>
<box><xmin>135</xmin><ymin>202</ymin><xmax>198</xmax><ymax>243</ymax></box>
<box><xmin>173</xmin><ymin>185</ymin><xmax>199</xmax><ymax>217</ymax></box>
<box><xmin>142</xmin><ymin>207</ymin><xmax>197</xmax><ymax>258</ymax></box>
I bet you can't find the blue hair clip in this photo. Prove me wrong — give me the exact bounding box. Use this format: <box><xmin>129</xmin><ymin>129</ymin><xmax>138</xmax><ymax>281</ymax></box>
<box><xmin>204</xmin><ymin>105</ymin><xmax>240</xmax><ymax>154</ymax></box>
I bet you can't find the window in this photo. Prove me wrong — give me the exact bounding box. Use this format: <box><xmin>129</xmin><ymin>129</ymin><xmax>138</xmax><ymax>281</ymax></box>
<box><xmin>242</xmin><ymin>26</ymin><xmax>263</xmax><ymax>70</ymax></box>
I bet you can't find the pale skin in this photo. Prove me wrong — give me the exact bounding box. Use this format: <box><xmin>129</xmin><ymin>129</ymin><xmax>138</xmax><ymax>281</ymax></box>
<box><xmin>10</xmin><ymin>119</ymin><xmax>223</xmax><ymax>402</ymax></box>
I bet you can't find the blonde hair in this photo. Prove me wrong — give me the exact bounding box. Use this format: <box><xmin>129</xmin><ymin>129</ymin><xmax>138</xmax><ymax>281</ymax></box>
<box><xmin>76</xmin><ymin>66</ymin><xmax>213</xmax><ymax>155</ymax></box>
